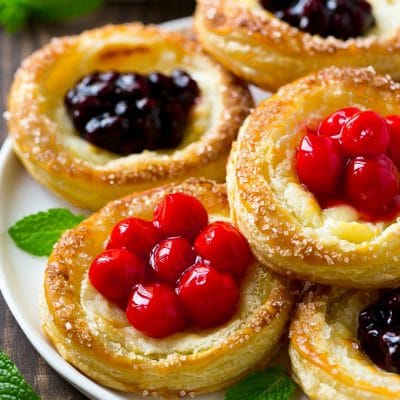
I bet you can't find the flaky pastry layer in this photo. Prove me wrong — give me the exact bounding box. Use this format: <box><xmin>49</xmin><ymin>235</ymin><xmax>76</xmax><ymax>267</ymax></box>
<box><xmin>227</xmin><ymin>67</ymin><xmax>400</xmax><ymax>288</ymax></box>
<box><xmin>195</xmin><ymin>0</ymin><xmax>400</xmax><ymax>91</ymax></box>
<box><xmin>7</xmin><ymin>23</ymin><xmax>252</xmax><ymax>210</ymax></box>
<box><xmin>289</xmin><ymin>286</ymin><xmax>400</xmax><ymax>400</ymax></box>
<box><xmin>41</xmin><ymin>179</ymin><xmax>296</xmax><ymax>396</ymax></box>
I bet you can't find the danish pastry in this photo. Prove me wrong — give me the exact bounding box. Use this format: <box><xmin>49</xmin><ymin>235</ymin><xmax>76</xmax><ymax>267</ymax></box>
<box><xmin>227</xmin><ymin>67</ymin><xmax>400</xmax><ymax>288</ymax></box>
<box><xmin>195</xmin><ymin>0</ymin><xmax>400</xmax><ymax>91</ymax></box>
<box><xmin>41</xmin><ymin>178</ymin><xmax>296</xmax><ymax>395</ymax></box>
<box><xmin>7</xmin><ymin>23</ymin><xmax>252</xmax><ymax>210</ymax></box>
<box><xmin>290</xmin><ymin>286</ymin><xmax>400</xmax><ymax>400</ymax></box>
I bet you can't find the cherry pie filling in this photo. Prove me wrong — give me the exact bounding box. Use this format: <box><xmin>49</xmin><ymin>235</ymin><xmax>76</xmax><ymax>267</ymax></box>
<box><xmin>88</xmin><ymin>193</ymin><xmax>253</xmax><ymax>338</ymax></box>
<box><xmin>296</xmin><ymin>108</ymin><xmax>400</xmax><ymax>222</ymax></box>
<box><xmin>65</xmin><ymin>70</ymin><xmax>199</xmax><ymax>155</ymax></box>
<box><xmin>259</xmin><ymin>0</ymin><xmax>375</xmax><ymax>40</ymax></box>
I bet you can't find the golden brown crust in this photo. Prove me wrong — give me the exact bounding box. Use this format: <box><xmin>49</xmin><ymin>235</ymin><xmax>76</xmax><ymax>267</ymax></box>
<box><xmin>227</xmin><ymin>67</ymin><xmax>400</xmax><ymax>288</ymax></box>
<box><xmin>7</xmin><ymin>23</ymin><xmax>252</xmax><ymax>210</ymax></box>
<box><xmin>289</xmin><ymin>286</ymin><xmax>400</xmax><ymax>400</ymax></box>
<box><xmin>41</xmin><ymin>178</ymin><xmax>297</xmax><ymax>395</ymax></box>
<box><xmin>195</xmin><ymin>0</ymin><xmax>400</xmax><ymax>91</ymax></box>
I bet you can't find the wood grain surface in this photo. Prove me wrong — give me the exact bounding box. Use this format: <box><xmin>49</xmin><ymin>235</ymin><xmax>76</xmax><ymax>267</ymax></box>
<box><xmin>0</xmin><ymin>2</ymin><xmax>194</xmax><ymax>399</ymax></box>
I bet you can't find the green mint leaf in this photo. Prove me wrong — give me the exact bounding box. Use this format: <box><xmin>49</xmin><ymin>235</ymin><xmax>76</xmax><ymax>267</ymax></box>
<box><xmin>0</xmin><ymin>0</ymin><xmax>29</xmax><ymax>32</ymax></box>
<box><xmin>0</xmin><ymin>350</ymin><xmax>40</xmax><ymax>399</ymax></box>
<box><xmin>225</xmin><ymin>367</ymin><xmax>296</xmax><ymax>400</ymax></box>
<box><xmin>0</xmin><ymin>0</ymin><xmax>103</xmax><ymax>32</ymax></box>
<box><xmin>8</xmin><ymin>208</ymin><xmax>86</xmax><ymax>257</ymax></box>
<box><xmin>29</xmin><ymin>0</ymin><xmax>103</xmax><ymax>22</ymax></box>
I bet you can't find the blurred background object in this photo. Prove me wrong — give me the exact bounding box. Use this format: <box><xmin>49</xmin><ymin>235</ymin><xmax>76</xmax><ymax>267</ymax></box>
<box><xmin>0</xmin><ymin>0</ymin><xmax>104</xmax><ymax>31</ymax></box>
<box><xmin>0</xmin><ymin>2</ymin><xmax>194</xmax><ymax>399</ymax></box>
<box><xmin>0</xmin><ymin>0</ymin><xmax>169</xmax><ymax>32</ymax></box>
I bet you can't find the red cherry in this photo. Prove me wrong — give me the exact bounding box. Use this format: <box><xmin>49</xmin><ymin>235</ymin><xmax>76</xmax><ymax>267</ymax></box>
<box><xmin>89</xmin><ymin>249</ymin><xmax>145</xmax><ymax>306</ymax></box>
<box><xmin>126</xmin><ymin>283</ymin><xmax>187</xmax><ymax>338</ymax></box>
<box><xmin>150</xmin><ymin>237</ymin><xmax>196</xmax><ymax>285</ymax></box>
<box><xmin>194</xmin><ymin>221</ymin><xmax>252</xmax><ymax>280</ymax></box>
<box><xmin>341</xmin><ymin>110</ymin><xmax>389</xmax><ymax>156</ymax></box>
<box><xmin>318</xmin><ymin>107</ymin><xmax>360</xmax><ymax>139</ymax></box>
<box><xmin>345</xmin><ymin>155</ymin><xmax>399</xmax><ymax>214</ymax></box>
<box><xmin>153</xmin><ymin>193</ymin><xmax>208</xmax><ymax>240</ymax></box>
<box><xmin>106</xmin><ymin>217</ymin><xmax>160</xmax><ymax>259</ymax></box>
<box><xmin>387</xmin><ymin>115</ymin><xmax>400</xmax><ymax>169</ymax></box>
<box><xmin>177</xmin><ymin>264</ymin><xmax>239</xmax><ymax>329</ymax></box>
<box><xmin>296</xmin><ymin>134</ymin><xmax>344</xmax><ymax>195</ymax></box>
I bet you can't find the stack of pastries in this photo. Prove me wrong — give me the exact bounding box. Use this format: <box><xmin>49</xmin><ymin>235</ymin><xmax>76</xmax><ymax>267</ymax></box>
<box><xmin>6</xmin><ymin>1</ymin><xmax>400</xmax><ymax>399</ymax></box>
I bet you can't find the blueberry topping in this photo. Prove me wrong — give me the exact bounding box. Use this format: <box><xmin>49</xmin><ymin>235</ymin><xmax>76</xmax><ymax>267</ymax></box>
<box><xmin>358</xmin><ymin>289</ymin><xmax>400</xmax><ymax>373</ymax></box>
<box><xmin>64</xmin><ymin>70</ymin><xmax>199</xmax><ymax>155</ymax></box>
<box><xmin>260</xmin><ymin>0</ymin><xmax>375</xmax><ymax>39</ymax></box>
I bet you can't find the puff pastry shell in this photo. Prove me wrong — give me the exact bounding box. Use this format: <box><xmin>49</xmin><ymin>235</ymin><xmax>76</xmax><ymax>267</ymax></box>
<box><xmin>195</xmin><ymin>0</ymin><xmax>400</xmax><ymax>91</ymax></box>
<box><xmin>290</xmin><ymin>286</ymin><xmax>400</xmax><ymax>400</ymax></box>
<box><xmin>227</xmin><ymin>67</ymin><xmax>400</xmax><ymax>288</ymax></box>
<box><xmin>41</xmin><ymin>179</ymin><xmax>296</xmax><ymax>396</ymax></box>
<box><xmin>7</xmin><ymin>23</ymin><xmax>252</xmax><ymax>210</ymax></box>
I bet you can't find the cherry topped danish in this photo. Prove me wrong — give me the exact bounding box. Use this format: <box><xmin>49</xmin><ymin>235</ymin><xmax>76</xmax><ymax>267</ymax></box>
<box><xmin>41</xmin><ymin>179</ymin><xmax>296</xmax><ymax>395</ymax></box>
<box><xmin>227</xmin><ymin>67</ymin><xmax>400</xmax><ymax>288</ymax></box>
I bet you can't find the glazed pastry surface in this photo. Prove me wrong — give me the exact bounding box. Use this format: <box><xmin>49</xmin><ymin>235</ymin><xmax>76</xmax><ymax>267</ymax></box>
<box><xmin>7</xmin><ymin>23</ymin><xmax>252</xmax><ymax>210</ymax></box>
<box><xmin>195</xmin><ymin>0</ymin><xmax>400</xmax><ymax>91</ymax></box>
<box><xmin>290</xmin><ymin>286</ymin><xmax>400</xmax><ymax>400</ymax></box>
<box><xmin>227</xmin><ymin>67</ymin><xmax>400</xmax><ymax>288</ymax></box>
<box><xmin>41</xmin><ymin>179</ymin><xmax>296</xmax><ymax>395</ymax></box>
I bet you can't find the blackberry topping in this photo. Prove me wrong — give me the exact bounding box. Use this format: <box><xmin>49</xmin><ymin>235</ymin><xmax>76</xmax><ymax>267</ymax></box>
<box><xmin>358</xmin><ymin>289</ymin><xmax>400</xmax><ymax>373</ymax></box>
<box><xmin>64</xmin><ymin>69</ymin><xmax>199</xmax><ymax>155</ymax></box>
<box><xmin>260</xmin><ymin>0</ymin><xmax>375</xmax><ymax>40</ymax></box>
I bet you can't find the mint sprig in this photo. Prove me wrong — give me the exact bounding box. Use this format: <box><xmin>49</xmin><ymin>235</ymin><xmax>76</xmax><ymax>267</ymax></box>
<box><xmin>0</xmin><ymin>350</ymin><xmax>40</xmax><ymax>399</ymax></box>
<box><xmin>9</xmin><ymin>208</ymin><xmax>86</xmax><ymax>256</ymax></box>
<box><xmin>226</xmin><ymin>367</ymin><xmax>296</xmax><ymax>400</ymax></box>
<box><xmin>0</xmin><ymin>0</ymin><xmax>103</xmax><ymax>32</ymax></box>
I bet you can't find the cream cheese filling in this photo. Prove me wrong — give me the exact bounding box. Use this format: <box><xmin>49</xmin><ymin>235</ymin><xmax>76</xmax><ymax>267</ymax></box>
<box><xmin>81</xmin><ymin>261</ymin><xmax>267</xmax><ymax>359</ymax></box>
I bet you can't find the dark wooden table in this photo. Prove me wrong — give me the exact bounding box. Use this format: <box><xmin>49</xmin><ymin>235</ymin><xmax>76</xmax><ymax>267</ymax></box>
<box><xmin>0</xmin><ymin>2</ymin><xmax>195</xmax><ymax>399</ymax></box>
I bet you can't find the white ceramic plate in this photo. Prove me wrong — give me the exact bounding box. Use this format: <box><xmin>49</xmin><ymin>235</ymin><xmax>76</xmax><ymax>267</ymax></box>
<box><xmin>0</xmin><ymin>17</ymin><xmax>306</xmax><ymax>400</ymax></box>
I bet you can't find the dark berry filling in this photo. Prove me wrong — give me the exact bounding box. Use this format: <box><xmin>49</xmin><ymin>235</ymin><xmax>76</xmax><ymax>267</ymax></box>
<box><xmin>260</xmin><ymin>0</ymin><xmax>375</xmax><ymax>40</ymax></box>
<box><xmin>296</xmin><ymin>108</ymin><xmax>400</xmax><ymax>222</ymax></box>
<box><xmin>64</xmin><ymin>70</ymin><xmax>199</xmax><ymax>155</ymax></box>
<box><xmin>358</xmin><ymin>289</ymin><xmax>400</xmax><ymax>373</ymax></box>
<box><xmin>88</xmin><ymin>193</ymin><xmax>253</xmax><ymax>338</ymax></box>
